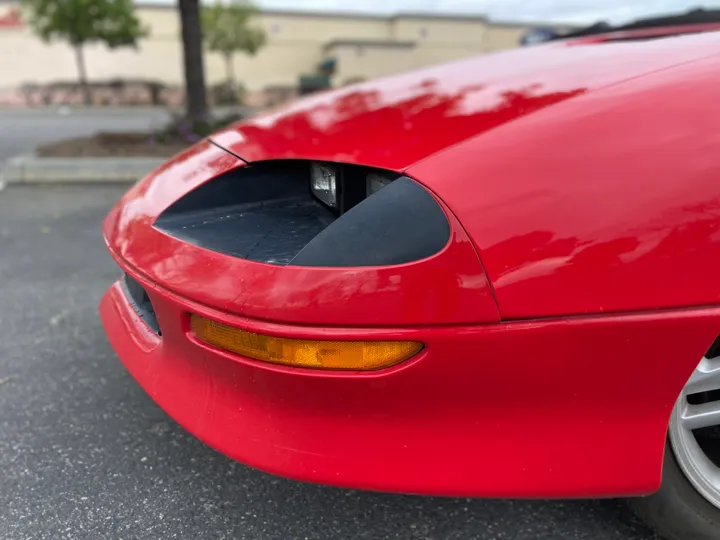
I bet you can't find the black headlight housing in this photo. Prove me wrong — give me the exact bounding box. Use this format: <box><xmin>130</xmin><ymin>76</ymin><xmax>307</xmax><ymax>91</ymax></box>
<box><xmin>154</xmin><ymin>160</ymin><xmax>449</xmax><ymax>267</ymax></box>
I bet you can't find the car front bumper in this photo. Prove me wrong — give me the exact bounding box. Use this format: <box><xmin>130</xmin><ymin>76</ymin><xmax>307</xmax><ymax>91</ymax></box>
<box><xmin>99</xmin><ymin>263</ymin><xmax>720</xmax><ymax>498</ymax></box>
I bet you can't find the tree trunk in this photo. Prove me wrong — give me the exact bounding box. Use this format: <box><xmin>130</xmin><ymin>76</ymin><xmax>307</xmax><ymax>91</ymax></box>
<box><xmin>74</xmin><ymin>45</ymin><xmax>91</xmax><ymax>106</ymax></box>
<box><xmin>224</xmin><ymin>53</ymin><xmax>237</xmax><ymax>105</ymax></box>
<box><xmin>178</xmin><ymin>0</ymin><xmax>208</xmax><ymax>122</ymax></box>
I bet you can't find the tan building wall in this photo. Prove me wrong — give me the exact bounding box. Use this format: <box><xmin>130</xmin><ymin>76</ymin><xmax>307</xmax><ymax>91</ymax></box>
<box><xmin>325</xmin><ymin>42</ymin><xmax>417</xmax><ymax>84</ymax></box>
<box><xmin>484</xmin><ymin>25</ymin><xmax>530</xmax><ymax>52</ymax></box>
<box><xmin>391</xmin><ymin>16</ymin><xmax>487</xmax><ymax>43</ymax></box>
<box><xmin>0</xmin><ymin>2</ymin><xmax>562</xmax><ymax>99</ymax></box>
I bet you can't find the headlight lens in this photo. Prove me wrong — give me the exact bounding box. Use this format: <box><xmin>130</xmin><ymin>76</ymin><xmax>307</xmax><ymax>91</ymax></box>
<box><xmin>310</xmin><ymin>162</ymin><xmax>337</xmax><ymax>207</ymax></box>
<box><xmin>366</xmin><ymin>172</ymin><xmax>395</xmax><ymax>196</ymax></box>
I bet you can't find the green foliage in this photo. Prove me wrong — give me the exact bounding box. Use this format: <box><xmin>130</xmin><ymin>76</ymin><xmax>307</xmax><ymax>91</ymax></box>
<box><xmin>20</xmin><ymin>0</ymin><xmax>147</xmax><ymax>48</ymax></box>
<box><xmin>202</xmin><ymin>0</ymin><xmax>267</xmax><ymax>59</ymax></box>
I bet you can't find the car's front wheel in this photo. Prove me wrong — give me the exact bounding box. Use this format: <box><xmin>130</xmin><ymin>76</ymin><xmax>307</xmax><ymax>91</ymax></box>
<box><xmin>630</xmin><ymin>355</ymin><xmax>720</xmax><ymax>540</ymax></box>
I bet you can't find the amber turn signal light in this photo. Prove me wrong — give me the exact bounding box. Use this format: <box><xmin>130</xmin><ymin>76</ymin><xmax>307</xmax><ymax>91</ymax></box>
<box><xmin>190</xmin><ymin>314</ymin><xmax>422</xmax><ymax>370</ymax></box>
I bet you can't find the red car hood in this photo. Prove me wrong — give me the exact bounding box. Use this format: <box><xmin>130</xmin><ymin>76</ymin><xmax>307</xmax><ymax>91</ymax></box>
<box><xmin>211</xmin><ymin>32</ymin><xmax>720</xmax><ymax>172</ymax></box>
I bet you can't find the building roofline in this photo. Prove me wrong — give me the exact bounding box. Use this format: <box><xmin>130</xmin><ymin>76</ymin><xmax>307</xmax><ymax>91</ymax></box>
<box><xmin>490</xmin><ymin>19</ymin><xmax>582</xmax><ymax>29</ymax></box>
<box><xmin>324</xmin><ymin>38</ymin><xmax>416</xmax><ymax>51</ymax></box>
<box><xmin>135</xmin><ymin>4</ymin><xmax>488</xmax><ymax>22</ymax></box>
<box><xmin>139</xmin><ymin>2</ymin><xmax>571</xmax><ymax>26</ymax></box>
<box><xmin>389</xmin><ymin>12</ymin><xmax>488</xmax><ymax>23</ymax></box>
<box><xmin>0</xmin><ymin>0</ymin><xmax>574</xmax><ymax>28</ymax></box>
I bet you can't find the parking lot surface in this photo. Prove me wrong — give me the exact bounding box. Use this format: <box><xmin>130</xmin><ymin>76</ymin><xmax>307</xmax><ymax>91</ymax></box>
<box><xmin>0</xmin><ymin>185</ymin><xmax>660</xmax><ymax>540</ymax></box>
<box><xmin>0</xmin><ymin>108</ymin><xmax>171</xmax><ymax>162</ymax></box>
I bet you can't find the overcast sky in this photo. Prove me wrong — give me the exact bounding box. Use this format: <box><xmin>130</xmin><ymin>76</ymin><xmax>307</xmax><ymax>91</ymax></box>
<box><xmin>250</xmin><ymin>0</ymin><xmax>720</xmax><ymax>24</ymax></box>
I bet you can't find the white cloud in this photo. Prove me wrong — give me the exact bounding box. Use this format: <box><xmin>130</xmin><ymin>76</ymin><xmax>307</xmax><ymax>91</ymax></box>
<box><xmin>255</xmin><ymin>0</ymin><xmax>720</xmax><ymax>24</ymax></box>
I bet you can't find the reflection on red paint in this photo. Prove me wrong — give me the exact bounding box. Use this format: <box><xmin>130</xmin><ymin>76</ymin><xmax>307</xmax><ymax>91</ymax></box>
<box><xmin>409</xmin><ymin>53</ymin><xmax>720</xmax><ymax>318</ymax></box>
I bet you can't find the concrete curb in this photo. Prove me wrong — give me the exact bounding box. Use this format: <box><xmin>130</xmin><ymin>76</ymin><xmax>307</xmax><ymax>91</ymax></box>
<box><xmin>0</xmin><ymin>154</ymin><xmax>165</xmax><ymax>184</ymax></box>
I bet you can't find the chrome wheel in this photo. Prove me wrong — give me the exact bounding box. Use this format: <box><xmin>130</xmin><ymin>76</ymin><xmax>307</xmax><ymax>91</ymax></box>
<box><xmin>669</xmin><ymin>355</ymin><xmax>720</xmax><ymax>510</ymax></box>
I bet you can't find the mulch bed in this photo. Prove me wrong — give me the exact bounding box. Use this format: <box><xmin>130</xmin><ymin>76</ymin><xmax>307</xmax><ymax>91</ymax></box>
<box><xmin>36</xmin><ymin>131</ymin><xmax>190</xmax><ymax>158</ymax></box>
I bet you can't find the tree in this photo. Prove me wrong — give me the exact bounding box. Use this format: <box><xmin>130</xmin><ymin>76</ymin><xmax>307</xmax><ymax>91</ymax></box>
<box><xmin>21</xmin><ymin>0</ymin><xmax>147</xmax><ymax>105</ymax></box>
<box><xmin>178</xmin><ymin>0</ymin><xmax>208</xmax><ymax>122</ymax></box>
<box><xmin>202</xmin><ymin>0</ymin><xmax>266</xmax><ymax>103</ymax></box>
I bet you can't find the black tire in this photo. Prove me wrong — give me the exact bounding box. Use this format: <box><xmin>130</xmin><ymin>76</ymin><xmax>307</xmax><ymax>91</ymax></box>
<box><xmin>628</xmin><ymin>441</ymin><xmax>720</xmax><ymax>540</ymax></box>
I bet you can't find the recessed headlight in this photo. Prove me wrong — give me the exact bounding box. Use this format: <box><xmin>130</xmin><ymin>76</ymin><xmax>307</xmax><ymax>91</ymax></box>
<box><xmin>310</xmin><ymin>162</ymin><xmax>337</xmax><ymax>207</ymax></box>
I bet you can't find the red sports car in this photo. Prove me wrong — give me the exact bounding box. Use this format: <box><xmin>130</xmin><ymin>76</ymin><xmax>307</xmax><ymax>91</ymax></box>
<box><xmin>101</xmin><ymin>22</ymin><xmax>720</xmax><ymax>540</ymax></box>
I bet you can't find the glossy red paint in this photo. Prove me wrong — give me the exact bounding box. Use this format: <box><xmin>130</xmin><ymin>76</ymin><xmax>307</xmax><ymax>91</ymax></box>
<box><xmin>211</xmin><ymin>31</ymin><xmax>720</xmax><ymax>173</ymax></box>
<box><xmin>206</xmin><ymin>31</ymin><xmax>720</xmax><ymax>318</ymax></box>
<box><xmin>100</xmin><ymin>31</ymin><xmax>720</xmax><ymax>499</ymax></box>
<box><xmin>103</xmin><ymin>142</ymin><xmax>499</xmax><ymax>326</ymax></box>
<box><xmin>101</xmin><ymin>268</ymin><xmax>720</xmax><ymax>497</ymax></box>
<box><xmin>409</xmin><ymin>53</ymin><xmax>720</xmax><ymax>318</ymax></box>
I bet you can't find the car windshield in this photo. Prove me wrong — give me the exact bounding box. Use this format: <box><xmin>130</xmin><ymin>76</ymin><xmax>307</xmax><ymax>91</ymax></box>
<box><xmin>550</xmin><ymin>7</ymin><xmax>720</xmax><ymax>40</ymax></box>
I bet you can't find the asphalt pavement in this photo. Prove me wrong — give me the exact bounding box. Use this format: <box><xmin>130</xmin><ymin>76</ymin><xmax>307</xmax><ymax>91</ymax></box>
<box><xmin>0</xmin><ymin>185</ymin><xmax>662</xmax><ymax>540</ymax></box>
